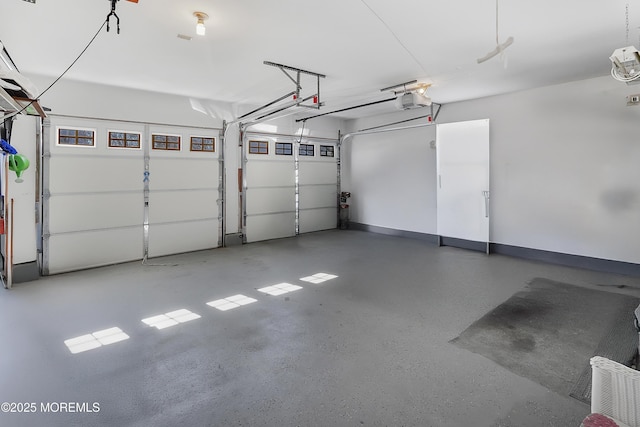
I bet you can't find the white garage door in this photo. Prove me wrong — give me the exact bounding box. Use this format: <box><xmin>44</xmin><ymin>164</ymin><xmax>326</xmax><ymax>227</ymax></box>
<box><xmin>147</xmin><ymin>125</ymin><xmax>221</xmax><ymax>258</ymax></box>
<box><xmin>299</xmin><ymin>143</ymin><xmax>338</xmax><ymax>233</ymax></box>
<box><xmin>244</xmin><ymin>135</ymin><xmax>296</xmax><ymax>243</ymax></box>
<box><xmin>243</xmin><ymin>132</ymin><xmax>338</xmax><ymax>243</ymax></box>
<box><xmin>43</xmin><ymin>117</ymin><xmax>221</xmax><ymax>274</ymax></box>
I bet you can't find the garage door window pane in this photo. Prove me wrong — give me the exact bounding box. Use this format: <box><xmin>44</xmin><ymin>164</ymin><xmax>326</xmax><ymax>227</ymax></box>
<box><xmin>299</xmin><ymin>144</ymin><xmax>314</xmax><ymax>156</ymax></box>
<box><xmin>249</xmin><ymin>140</ymin><xmax>268</xmax><ymax>154</ymax></box>
<box><xmin>275</xmin><ymin>142</ymin><xmax>292</xmax><ymax>156</ymax></box>
<box><xmin>320</xmin><ymin>145</ymin><xmax>334</xmax><ymax>157</ymax></box>
<box><xmin>57</xmin><ymin>128</ymin><xmax>95</xmax><ymax>146</ymax></box>
<box><xmin>109</xmin><ymin>132</ymin><xmax>141</xmax><ymax>149</ymax></box>
<box><xmin>191</xmin><ymin>136</ymin><xmax>215</xmax><ymax>152</ymax></box>
<box><xmin>153</xmin><ymin>134</ymin><xmax>181</xmax><ymax>151</ymax></box>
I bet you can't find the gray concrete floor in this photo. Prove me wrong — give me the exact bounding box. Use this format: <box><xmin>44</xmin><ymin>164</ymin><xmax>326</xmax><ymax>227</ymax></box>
<box><xmin>1</xmin><ymin>230</ymin><xmax>639</xmax><ymax>427</ymax></box>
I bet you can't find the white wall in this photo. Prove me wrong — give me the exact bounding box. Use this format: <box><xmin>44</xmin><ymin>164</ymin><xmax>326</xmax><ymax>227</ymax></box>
<box><xmin>343</xmin><ymin>75</ymin><xmax>640</xmax><ymax>265</ymax></box>
<box><xmin>26</xmin><ymin>74</ymin><xmax>219</xmax><ymax>128</ymax></box>
<box><xmin>342</xmin><ymin>118</ymin><xmax>437</xmax><ymax>234</ymax></box>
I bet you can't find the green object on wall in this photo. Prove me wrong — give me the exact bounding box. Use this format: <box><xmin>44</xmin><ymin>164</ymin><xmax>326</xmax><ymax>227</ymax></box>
<box><xmin>8</xmin><ymin>153</ymin><xmax>30</xmax><ymax>182</ymax></box>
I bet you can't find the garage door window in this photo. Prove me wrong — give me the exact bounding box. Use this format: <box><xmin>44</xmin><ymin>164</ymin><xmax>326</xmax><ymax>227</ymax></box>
<box><xmin>153</xmin><ymin>134</ymin><xmax>181</xmax><ymax>151</ymax></box>
<box><xmin>190</xmin><ymin>136</ymin><xmax>215</xmax><ymax>152</ymax></box>
<box><xmin>109</xmin><ymin>131</ymin><xmax>141</xmax><ymax>149</ymax></box>
<box><xmin>57</xmin><ymin>128</ymin><xmax>95</xmax><ymax>147</ymax></box>
<box><xmin>249</xmin><ymin>140</ymin><xmax>268</xmax><ymax>154</ymax></box>
<box><xmin>320</xmin><ymin>145</ymin><xmax>334</xmax><ymax>157</ymax></box>
<box><xmin>299</xmin><ymin>144</ymin><xmax>314</xmax><ymax>156</ymax></box>
<box><xmin>275</xmin><ymin>142</ymin><xmax>293</xmax><ymax>156</ymax></box>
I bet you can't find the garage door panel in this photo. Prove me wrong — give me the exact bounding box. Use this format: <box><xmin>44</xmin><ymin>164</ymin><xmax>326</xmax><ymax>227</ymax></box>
<box><xmin>299</xmin><ymin>157</ymin><xmax>337</xmax><ymax>235</ymax></box>
<box><xmin>246</xmin><ymin>161</ymin><xmax>294</xmax><ymax>187</ymax></box>
<box><xmin>299</xmin><ymin>208</ymin><xmax>337</xmax><ymax>233</ymax></box>
<box><xmin>49</xmin><ymin>193</ymin><xmax>141</xmax><ymax>234</ymax></box>
<box><xmin>246</xmin><ymin>213</ymin><xmax>296</xmax><ymax>243</ymax></box>
<box><xmin>245</xmin><ymin>151</ymin><xmax>295</xmax><ymax>241</ymax></box>
<box><xmin>298</xmin><ymin>161</ymin><xmax>337</xmax><ymax>185</ymax></box>
<box><xmin>147</xmin><ymin>220</ymin><xmax>218</xmax><ymax>258</ymax></box>
<box><xmin>49</xmin><ymin>157</ymin><xmax>142</xmax><ymax>193</ymax></box>
<box><xmin>299</xmin><ymin>185</ymin><xmax>337</xmax><ymax>210</ymax></box>
<box><xmin>148</xmin><ymin>190</ymin><xmax>218</xmax><ymax>223</ymax></box>
<box><xmin>150</xmin><ymin>158</ymin><xmax>219</xmax><ymax>190</ymax></box>
<box><xmin>246</xmin><ymin>187</ymin><xmax>295</xmax><ymax>215</ymax></box>
<box><xmin>47</xmin><ymin>228</ymin><xmax>142</xmax><ymax>274</ymax></box>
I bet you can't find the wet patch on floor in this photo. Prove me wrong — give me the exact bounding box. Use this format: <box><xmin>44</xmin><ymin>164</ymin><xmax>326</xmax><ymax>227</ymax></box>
<box><xmin>450</xmin><ymin>278</ymin><xmax>640</xmax><ymax>398</ymax></box>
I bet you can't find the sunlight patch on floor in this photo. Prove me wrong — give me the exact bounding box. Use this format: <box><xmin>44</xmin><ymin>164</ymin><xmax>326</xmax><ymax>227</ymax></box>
<box><xmin>258</xmin><ymin>283</ymin><xmax>303</xmax><ymax>296</ymax></box>
<box><xmin>300</xmin><ymin>273</ymin><xmax>338</xmax><ymax>284</ymax></box>
<box><xmin>142</xmin><ymin>309</ymin><xmax>201</xmax><ymax>329</ymax></box>
<box><xmin>65</xmin><ymin>327</ymin><xmax>129</xmax><ymax>354</ymax></box>
<box><xmin>207</xmin><ymin>294</ymin><xmax>258</xmax><ymax>311</ymax></box>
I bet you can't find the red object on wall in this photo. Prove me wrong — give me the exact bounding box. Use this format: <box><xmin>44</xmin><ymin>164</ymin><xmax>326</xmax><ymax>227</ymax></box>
<box><xmin>0</xmin><ymin>219</ymin><xmax>4</xmax><ymax>235</ymax></box>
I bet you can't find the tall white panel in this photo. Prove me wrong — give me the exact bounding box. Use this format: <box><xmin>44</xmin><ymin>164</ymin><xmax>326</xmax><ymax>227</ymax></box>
<box><xmin>436</xmin><ymin>119</ymin><xmax>490</xmax><ymax>244</ymax></box>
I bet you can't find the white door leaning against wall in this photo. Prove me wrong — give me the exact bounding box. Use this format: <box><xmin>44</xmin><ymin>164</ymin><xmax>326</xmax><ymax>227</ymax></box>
<box><xmin>436</xmin><ymin>119</ymin><xmax>490</xmax><ymax>252</ymax></box>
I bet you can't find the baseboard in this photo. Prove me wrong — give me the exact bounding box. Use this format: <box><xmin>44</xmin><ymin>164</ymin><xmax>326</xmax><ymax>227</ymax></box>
<box><xmin>439</xmin><ymin>236</ymin><xmax>488</xmax><ymax>253</ymax></box>
<box><xmin>491</xmin><ymin>243</ymin><xmax>640</xmax><ymax>277</ymax></box>
<box><xmin>349</xmin><ymin>223</ymin><xmax>439</xmax><ymax>244</ymax></box>
<box><xmin>351</xmin><ymin>222</ymin><xmax>640</xmax><ymax>277</ymax></box>
<box><xmin>12</xmin><ymin>261</ymin><xmax>40</xmax><ymax>284</ymax></box>
<box><xmin>224</xmin><ymin>233</ymin><xmax>243</xmax><ymax>247</ymax></box>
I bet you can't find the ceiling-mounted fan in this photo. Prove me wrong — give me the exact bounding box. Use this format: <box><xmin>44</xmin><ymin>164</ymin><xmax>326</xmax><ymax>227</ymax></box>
<box><xmin>107</xmin><ymin>0</ymin><xmax>139</xmax><ymax>34</ymax></box>
<box><xmin>477</xmin><ymin>0</ymin><xmax>514</xmax><ymax>65</ymax></box>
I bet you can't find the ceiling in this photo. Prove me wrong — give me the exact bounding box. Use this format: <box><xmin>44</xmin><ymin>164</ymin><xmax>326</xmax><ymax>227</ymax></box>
<box><xmin>0</xmin><ymin>0</ymin><xmax>636</xmax><ymax>120</ymax></box>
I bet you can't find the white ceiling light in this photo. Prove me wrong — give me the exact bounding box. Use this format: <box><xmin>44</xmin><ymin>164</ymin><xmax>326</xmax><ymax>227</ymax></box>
<box><xmin>415</xmin><ymin>84</ymin><xmax>430</xmax><ymax>95</ymax></box>
<box><xmin>194</xmin><ymin>12</ymin><xmax>208</xmax><ymax>36</ymax></box>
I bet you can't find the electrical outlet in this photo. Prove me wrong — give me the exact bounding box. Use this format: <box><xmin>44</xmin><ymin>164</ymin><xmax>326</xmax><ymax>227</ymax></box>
<box><xmin>627</xmin><ymin>94</ymin><xmax>640</xmax><ymax>106</ymax></box>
